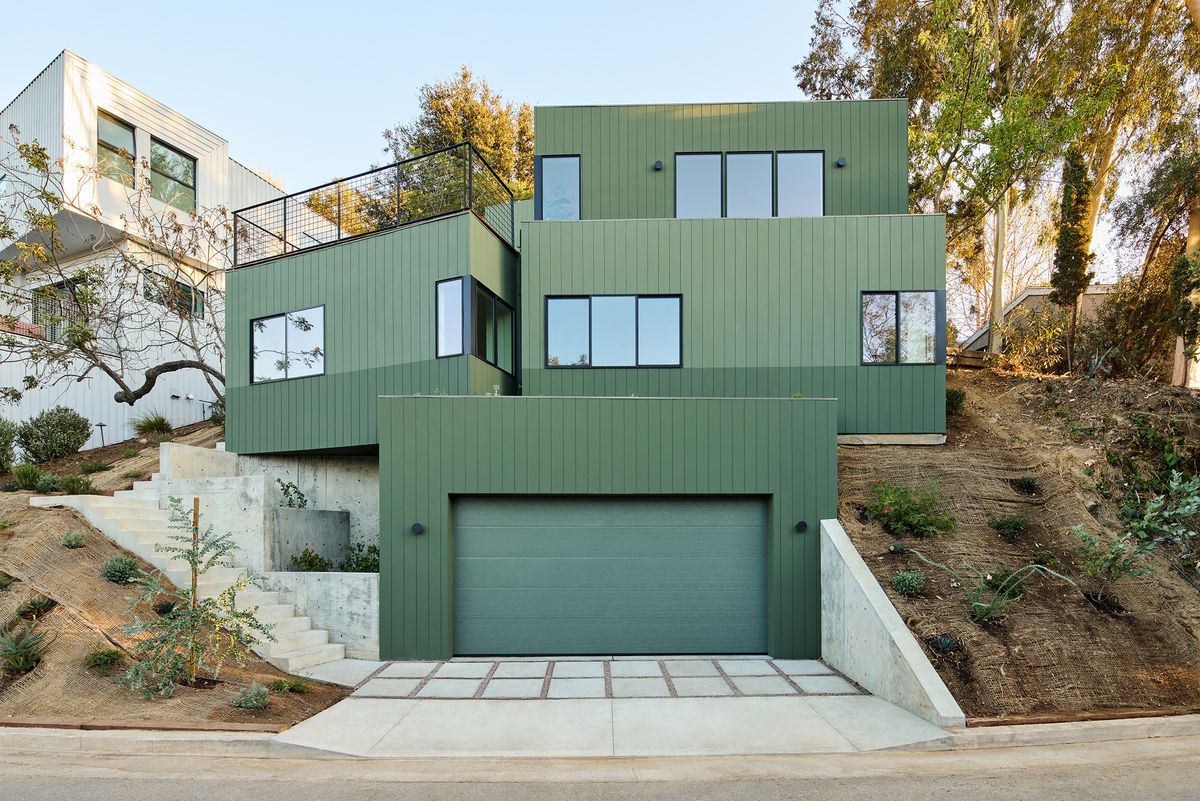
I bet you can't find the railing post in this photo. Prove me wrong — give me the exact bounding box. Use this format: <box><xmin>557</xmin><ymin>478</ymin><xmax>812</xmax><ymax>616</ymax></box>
<box><xmin>233</xmin><ymin>215</ymin><xmax>238</xmax><ymax>267</ymax></box>
<box><xmin>282</xmin><ymin>198</ymin><xmax>288</xmax><ymax>256</ymax></box>
<box><xmin>337</xmin><ymin>184</ymin><xmax>342</xmax><ymax>241</ymax></box>
<box><xmin>394</xmin><ymin>164</ymin><xmax>401</xmax><ymax>226</ymax></box>
<box><xmin>467</xmin><ymin>144</ymin><xmax>474</xmax><ymax>214</ymax></box>
<box><xmin>510</xmin><ymin>195</ymin><xmax>515</xmax><ymax>247</ymax></box>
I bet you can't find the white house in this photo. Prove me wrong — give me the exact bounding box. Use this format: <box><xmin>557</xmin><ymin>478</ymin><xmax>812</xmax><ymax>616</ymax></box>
<box><xmin>0</xmin><ymin>50</ymin><xmax>282</xmax><ymax>448</ymax></box>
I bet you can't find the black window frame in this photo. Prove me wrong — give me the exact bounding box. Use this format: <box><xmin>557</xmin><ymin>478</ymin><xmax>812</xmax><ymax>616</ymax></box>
<box><xmin>249</xmin><ymin>304</ymin><xmax>326</xmax><ymax>385</ymax></box>
<box><xmin>96</xmin><ymin>110</ymin><xmax>136</xmax><ymax>187</ymax></box>
<box><xmin>724</xmin><ymin>151</ymin><xmax>776</xmax><ymax>218</ymax></box>
<box><xmin>859</xmin><ymin>290</ymin><xmax>946</xmax><ymax>367</ymax></box>
<box><xmin>673</xmin><ymin>152</ymin><xmax>724</xmax><ymax>219</ymax></box>
<box><xmin>534</xmin><ymin>154</ymin><xmax>582</xmax><ymax>221</ymax></box>
<box><xmin>142</xmin><ymin>269</ymin><xmax>205</xmax><ymax>320</ymax></box>
<box><xmin>671</xmin><ymin>150</ymin><xmax>827</xmax><ymax>219</ymax></box>
<box><xmin>544</xmin><ymin>293</ymin><xmax>683</xmax><ymax>369</ymax></box>
<box><xmin>149</xmin><ymin>136</ymin><xmax>197</xmax><ymax>213</ymax></box>
<box><xmin>434</xmin><ymin>276</ymin><xmax>515</xmax><ymax>376</ymax></box>
<box><xmin>434</xmin><ymin>276</ymin><xmax>466</xmax><ymax>358</ymax></box>
<box><xmin>775</xmin><ymin>150</ymin><xmax>826</xmax><ymax>218</ymax></box>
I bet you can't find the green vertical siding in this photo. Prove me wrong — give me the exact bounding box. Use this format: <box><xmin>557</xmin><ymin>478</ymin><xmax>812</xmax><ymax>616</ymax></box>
<box><xmin>520</xmin><ymin>216</ymin><xmax>947</xmax><ymax>434</ymax></box>
<box><xmin>534</xmin><ymin>101</ymin><xmax>908</xmax><ymax>219</ymax></box>
<box><xmin>378</xmin><ymin>395</ymin><xmax>838</xmax><ymax>660</ymax></box>
<box><xmin>226</xmin><ymin>212</ymin><xmax>519</xmax><ymax>454</ymax></box>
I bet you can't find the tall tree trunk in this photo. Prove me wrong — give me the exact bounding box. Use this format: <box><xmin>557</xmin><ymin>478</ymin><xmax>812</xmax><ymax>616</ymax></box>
<box><xmin>1171</xmin><ymin>197</ymin><xmax>1200</xmax><ymax>387</ymax></box>
<box><xmin>1189</xmin><ymin>0</ymin><xmax>1200</xmax><ymax>30</ymax></box>
<box><xmin>988</xmin><ymin>191</ymin><xmax>1009</xmax><ymax>354</ymax></box>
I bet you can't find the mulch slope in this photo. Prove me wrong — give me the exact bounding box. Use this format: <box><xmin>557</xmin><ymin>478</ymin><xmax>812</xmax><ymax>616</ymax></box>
<box><xmin>0</xmin><ymin>493</ymin><xmax>347</xmax><ymax>725</ymax></box>
<box><xmin>839</xmin><ymin>370</ymin><xmax>1200</xmax><ymax>721</ymax></box>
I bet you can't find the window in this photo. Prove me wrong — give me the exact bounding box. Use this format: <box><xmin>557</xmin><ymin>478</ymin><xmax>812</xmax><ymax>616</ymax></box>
<box><xmin>251</xmin><ymin>306</ymin><xmax>324</xmax><ymax>383</ymax></box>
<box><xmin>861</xmin><ymin>291</ymin><xmax>940</xmax><ymax>366</ymax></box>
<box><xmin>538</xmin><ymin>155</ymin><xmax>580</xmax><ymax>221</ymax></box>
<box><xmin>143</xmin><ymin>270</ymin><xmax>204</xmax><ymax>319</ymax></box>
<box><xmin>675</xmin><ymin>154</ymin><xmax>722</xmax><ymax>218</ymax></box>
<box><xmin>150</xmin><ymin>138</ymin><xmax>196</xmax><ymax>212</ymax></box>
<box><xmin>434</xmin><ymin>277</ymin><xmax>514</xmax><ymax>373</ymax></box>
<box><xmin>97</xmin><ymin>112</ymin><xmax>135</xmax><ymax>187</ymax></box>
<box><xmin>31</xmin><ymin>280</ymin><xmax>81</xmax><ymax>344</ymax></box>
<box><xmin>546</xmin><ymin>295</ymin><xmax>682</xmax><ymax>368</ymax></box>
<box><xmin>726</xmin><ymin>153</ymin><xmax>773</xmax><ymax>217</ymax></box>
<box><xmin>777</xmin><ymin>152</ymin><xmax>824</xmax><ymax>217</ymax></box>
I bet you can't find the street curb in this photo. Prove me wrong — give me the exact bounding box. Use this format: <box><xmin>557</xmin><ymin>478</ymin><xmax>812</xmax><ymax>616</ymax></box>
<box><xmin>944</xmin><ymin>713</ymin><xmax>1200</xmax><ymax>750</ymax></box>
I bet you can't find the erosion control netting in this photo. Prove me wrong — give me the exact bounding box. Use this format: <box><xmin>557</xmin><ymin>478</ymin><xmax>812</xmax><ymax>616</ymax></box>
<box><xmin>839</xmin><ymin>380</ymin><xmax>1200</xmax><ymax>720</ymax></box>
<box><xmin>0</xmin><ymin>495</ymin><xmax>346</xmax><ymax>723</ymax></box>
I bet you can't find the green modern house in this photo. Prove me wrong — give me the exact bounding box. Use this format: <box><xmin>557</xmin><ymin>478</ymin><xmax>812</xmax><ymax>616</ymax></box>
<box><xmin>225</xmin><ymin>99</ymin><xmax>947</xmax><ymax>662</ymax></box>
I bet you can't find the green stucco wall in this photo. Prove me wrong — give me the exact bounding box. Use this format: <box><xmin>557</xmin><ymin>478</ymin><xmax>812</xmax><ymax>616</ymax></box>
<box><xmin>378</xmin><ymin>395</ymin><xmax>838</xmax><ymax>660</ymax></box>
<box><xmin>226</xmin><ymin>212</ymin><xmax>518</xmax><ymax>454</ymax></box>
<box><xmin>519</xmin><ymin>215</ymin><xmax>947</xmax><ymax>434</ymax></box>
<box><xmin>534</xmin><ymin>100</ymin><xmax>908</xmax><ymax>220</ymax></box>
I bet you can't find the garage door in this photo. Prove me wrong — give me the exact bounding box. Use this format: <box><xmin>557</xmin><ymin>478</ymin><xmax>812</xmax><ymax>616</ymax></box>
<box><xmin>453</xmin><ymin>496</ymin><xmax>767</xmax><ymax>655</ymax></box>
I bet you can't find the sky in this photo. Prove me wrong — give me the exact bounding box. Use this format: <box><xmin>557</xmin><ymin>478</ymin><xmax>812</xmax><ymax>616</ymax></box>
<box><xmin>2</xmin><ymin>0</ymin><xmax>820</xmax><ymax>191</ymax></box>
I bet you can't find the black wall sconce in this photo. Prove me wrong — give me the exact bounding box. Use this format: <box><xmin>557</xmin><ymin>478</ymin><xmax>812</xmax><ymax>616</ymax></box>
<box><xmin>835</xmin><ymin>157</ymin><xmax>847</xmax><ymax>168</ymax></box>
<box><xmin>411</xmin><ymin>522</ymin><xmax>426</xmax><ymax>535</ymax></box>
<box><xmin>795</xmin><ymin>520</ymin><xmax>808</xmax><ymax>533</ymax></box>
<box><xmin>653</xmin><ymin>160</ymin><xmax>663</xmax><ymax>171</ymax></box>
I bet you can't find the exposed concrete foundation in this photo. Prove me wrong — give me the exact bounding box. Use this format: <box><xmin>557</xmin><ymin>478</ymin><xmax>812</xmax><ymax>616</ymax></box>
<box><xmin>238</xmin><ymin>454</ymin><xmax>379</xmax><ymax>547</ymax></box>
<box><xmin>267</xmin><ymin>507</ymin><xmax>350</xmax><ymax>571</ymax></box>
<box><xmin>259</xmin><ymin>572</ymin><xmax>380</xmax><ymax>660</ymax></box>
<box><xmin>837</xmin><ymin>434</ymin><xmax>947</xmax><ymax>446</ymax></box>
<box><xmin>820</xmin><ymin>518</ymin><xmax>965</xmax><ymax>728</ymax></box>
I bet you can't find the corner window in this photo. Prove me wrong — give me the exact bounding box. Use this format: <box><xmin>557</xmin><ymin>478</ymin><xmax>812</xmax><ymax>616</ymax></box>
<box><xmin>434</xmin><ymin>277</ymin><xmax>514</xmax><ymax>373</ymax></box>
<box><xmin>150</xmin><ymin>138</ymin><xmax>196</xmax><ymax>213</ymax></box>
<box><xmin>862</xmin><ymin>291</ymin><xmax>940</xmax><ymax>365</ymax></box>
<box><xmin>436</xmin><ymin>278</ymin><xmax>464</xmax><ymax>357</ymax></box>
<box><xmin>777</xmin><ymin>152</ymin><xmax>824</xmax><ymax>217</ymax></box>
<box><xmin>675</xmin><ymin>154</ymin><xmax>722</xmax><ymax>219</ymax></box>
<box><xmin>538</xmin><ymin>155</ymin><xmax>580</xmax><ymax>221</ymax></box>
<box><xmin>251</xmin><ymin>306</ymin><xmax>325</xmax><ymax>383</ymax></box>
<box><xmin>143</xmin><ymin>270</ymin><xmax>204</xmax><ymax>319</ymax></box>
<box><xmin>97</xmin><ymin>112</ymin><xmax>135</xmax><ymax>187</ymax></box>
<box><xmin>546</xmin><ymin>295</ymin><xmax>682</xmax><ymax>368</ymax></box>
<box><xmin>725</xmin><ymin>153</ymin><xmax>773</xmax><ymax>217</ymax></box>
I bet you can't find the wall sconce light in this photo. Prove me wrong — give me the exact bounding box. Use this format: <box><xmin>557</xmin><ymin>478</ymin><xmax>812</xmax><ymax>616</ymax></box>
<box><xmin>835</xmin><ymin>157</ymin><xmax>847</xmax><ymax>168</ymax></box>
<box><xmin>653</xmin><ymin>160</ymin><xmax>663</xmax><ymax>171</ymax></box>
<box><xmin>411</xmin><ymin>522</ymin><xmax>426</xmax><ymax>535</ymax></box>
<box><xmin>795</xmin><ymin>520</ymin><xmax>808</xmax><ymax>533</ymax></box>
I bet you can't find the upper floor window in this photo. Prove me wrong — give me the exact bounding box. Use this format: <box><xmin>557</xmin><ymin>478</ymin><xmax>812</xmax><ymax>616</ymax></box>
<box><xmin>675</xmin><ymin>151</ymin><xmax>825</xmax><ymax>218</ymax></box>
<box><xmin>537</xmin><ymin>155</ymin><xmax>580</xmax><ymax>221</ymax></box>
<box><xmin>97</xmin><ymin>112</ymin><xmax>135</xmax><ymax>187</ymax></box>
<box><xmin>777</xmin><ymin>152</ymin><xmax>824</xmax><ymax>217</ymax></box>
<box><xmin>861</xmin><ymin>291</ymin><xmax>939</xmax><ymax>366</ymax></box>
<box><xmin>675</xmin><ymin>154</ymin><xmax>722</xmax><ymax>219</ymax></box>
<box><xmin>150</xmin><ymin>138</ymin><xmax>196</xmax><ymax>213</ymax></box>
<box><xmin>546</xmin><ymin>295</ymin><xmax>682</xmax><ymax>368</ymax></box>
<box><xmin>143</xmin><ymin>270</ymin><xmax>204</xmax><ymax>319</ymax></box>
<box><xmin>435</xmin><ymin>276</ymin><xmax>514</xmax><ymax>374</ymax></box>
<box><xmin>725</xmin><ymin>153</ymin><xmax>773</xmax><ymax>217</ymax></box>
<box><xmin>251</xmin><ymin>306</ymin><xmax>325</xmax><ymax>383</ymax></box>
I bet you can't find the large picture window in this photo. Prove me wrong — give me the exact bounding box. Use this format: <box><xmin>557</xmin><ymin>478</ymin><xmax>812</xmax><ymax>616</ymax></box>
<box><xmin>675</xmin><ymin>154</ymin><xmax>722</xmax><ymax>219</ymax></box>
<box><xmin>861</xmin><ymin>291</ymin><xmax>940</xmax><ymax>366</ymax></box>
<box><xmin>538</xmin><ymin>155</ymin><xmax>580</xmax><ymax>221</ymax></box>
<box><xmin>434</xmin><ymin>276</ymin><xmax>514</xmax><ymax>373</ymax></box>
<box><xmin>546</xmin><ymin>295</ymin><xmax>682</xmax><ymax>368</ymax></box>
<box><xmin>150</xmin><ymin>138</ymin><xmax>197</xmax><ymax>213</ymax></box>
<box><xmin>97</xmin><ymin>111</ymin><xmax>135</xmax><ymax>187</ymax></box>
<box><xmin>675</xmin><ymin>151</ymin><xmax>824</xmax><ymax>218</ymax></box>
<box><xmin>251</xmin><ymin>306</ymin><xmax>325</xmax><ymax>383</ymax></box>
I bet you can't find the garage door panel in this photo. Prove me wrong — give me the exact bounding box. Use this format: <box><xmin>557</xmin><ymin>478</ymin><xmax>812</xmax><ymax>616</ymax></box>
<box><xmin>455</xmin><ymin>557</ymin><xmax>764</xmax><ymax>589</ymax></box>
<box><xmin>454</xmin><ymin>527</ymin><xmax>763</xmax><ymax>558</ymax></box>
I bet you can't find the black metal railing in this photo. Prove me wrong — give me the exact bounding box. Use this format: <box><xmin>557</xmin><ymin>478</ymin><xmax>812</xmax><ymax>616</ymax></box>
<box><xmin>0</xmin><ymin>286</ymin><xmax>90</xmax><ymax>344</ymax></box>
<box><xmin>232</xmin><ymin>142</ymin><xmax>515</xmax><ymax>267</ymax></box>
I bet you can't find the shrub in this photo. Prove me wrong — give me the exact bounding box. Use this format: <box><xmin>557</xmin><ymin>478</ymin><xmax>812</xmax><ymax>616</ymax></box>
<box><xmin>1076</xmin><ymin>526</ymin><xmax>1155</xmax><ymax>606</ymax></box>
<box><xmin>132</xmin><ymin>412</ymin><xmax>172</xmax><ymax>437</ymax></box>
<box><xmin>59</xmin><ymin>475</ymin><xmax>96</xmax><ymax>495</ymax></box>
<box><xmin>276</xmin><ymin>479</ymin><xmax>308</xmax><ymax>509</ymax></box>
<box><xmin>102</xmin><ymin>556</ymin><xmax>139</xmax><ymax>584</ymax></box>
<box><xmin>891</xmin><ymin>570</ymin><xmax>926</xmax><ymax>597</ymax></box>
<box><xmin>269</xmin><ymin>677</ymin><xmax>309</xmax><ymax>694</ymax></box>
<box><xmin>232</xmin><ymin>682</ymin><xmax>270</xmax><ymax>709</ymax></box>
<box><xmin>1032</xmin><ymin>550</ymin><xmax>1060</xmax><ymax>568</ymax></box>
<box><xmin>946</xmin><ymin>387</ymin><xmax>966</xmax><ymax>416</ymax></box>
<box><xmin>17</xmin><ymin>406</ymin><xmax>91</xmax><ymax>463</ymax></box>
<box><xmin>84</xmin><ymin>647</ymin><xmax>124</xmax><ymax>674</ymax></box>
<box><xmin>60</xmin><ymin>530</ymin><xmax>86</xmax><ymax>549</ymax></box>
<box><xmin>209</xmin><ymin>398</ymin><xmax>225</xmax><ymax>427</ymax></box>
<box><xmin>0</xmin><ymin>623</ymin><xmax>52</xmax><ymax>673</ymax></box>
<box><xmin>290</xmin><ymin>547</ymin><xmax>332</xmax><ymax>572</ymax></box>
<box><xmin>1012</xmin><ymin>476</ymin><xmax>1040</xmax><ymax>495</ymax></box>
<box><xmin>34</xmin><ymin>474</ymin><xmax>60</xmax><ymax>493</ymax></box>
<box><xmin>121</xmin><ymin>446</ymin><xmax>140</xmax><ymax>459</ymax></box>
<box><xmin>0</xmin><ymin>518</ymin><xmax>15</xmax><ymax>531</ymax></box>
<box><xmin>984</xmin><ymin>568</ymin><xmax>1028</xmax><ymax>601</ymax></box>
<box><xmin>995</xmin><ymin>303</ymin><xmax>1068</xmax><ymax>373</ymax></box>
<box><xmin>18</xmin><ymin>595</ymin><xmax>54</xmax><ymax>619</ymax></box>
<box><xmin>12</xmin><ymin>463</ymin><xmax>40</xmax><ymax>490</ymax></box>
<box><xmin>863</xmin><ymin>481</ymin><xmax>956</xmax><ymax>537</ymax></box>
<box><xmin>0</xmin><ymin>481</ymin><xmax>16</xmax><ymax>492</ymax></box>
<box><xmin>0</xmin><ymin>418</ymin><xmax>17</xmax><ymax>473</ymax></box>
<box><xmin>989</xmin><ymin>514</ymin><xmax>1031</xmax><ymax>542</ymax></box>
<box><xmin>0</xmin><ymin>572</ymin><xmax>15</xmax><ymax>591</ymax></box>
<box><xmin>120</xmin><ymin>470</ymin><xmax>143</xmax><ymax>480</ymax></box>
<box><xmin>908</xmin><ymin>548</ymin><xmax>1072</xmax><ymax>625</ymax></box>
<box><xmin>79</xmin><ymin>460</ymin><xmax>111</xmax><ymax>474</ymax></box>
<box><xmin>337</xmin><ymin>541</ymin><xmax>380</xmax><ymax>573</ymax></box>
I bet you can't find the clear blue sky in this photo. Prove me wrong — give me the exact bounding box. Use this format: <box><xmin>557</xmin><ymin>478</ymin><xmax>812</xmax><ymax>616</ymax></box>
<box><xmin>3</xmin><ymin>0</ymin><xmax>819</xmax><ymax>191</ymax></box>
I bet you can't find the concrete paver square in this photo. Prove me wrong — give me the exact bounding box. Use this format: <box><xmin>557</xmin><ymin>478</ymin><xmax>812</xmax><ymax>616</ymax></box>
<box><xmin>548</xmin><ymin>678</ymin><xmax>606</xmax><ymax>698</ymax></box>
<box><xmin>773</xmin><ymin>659</ymin><xmax>832</xmax><ymax>676</ymax></box>
<box><xmin>612</xmin><ymin>697</ymin><xmax>854</xmax><ymax>756</ymax></box>
<box><xmin>353</xmin><ymin>678</ymin><xmax>419</xmax><ymax>697</ymax></box>
<box><xmin>611</xmin><ymin>677</ymin><xmax>670</xmax><ymax>698</ymax></box>
<box><xmin>670</xmin><ymin>676</ymin><xmax>734</xmax><ymax>696</ymax></box>
<box><xmin>719</xmin><ymin>660</ymin><xmax>779</xmax><ymax>676</ymax></box>
<box><xmin>552</xmin><ymin>661</ymin><xmax>605</xmax><ymax>678</ymax></box>
<box><xmin>293</xmin><ymin>658</ymin><xmax>385</xmax><ymax>688</ymax></box>
<box><xmin>609</xmin><ymin>660</ymin><xmax>663</xmax><ymax>678</ymax></box>
<box><xmin>371</xmin><ymin>699</ymin><xmax>614</xmax><ymax>757</ymax></box>
<box><xmin>417</xmin><ymin>679</ymin><xmax>483</xmax><ymax>698</ymax></box>
<box><xmin>795</xmin><ymin>675</ymin><xmax>859</xmax><ymax>694</ymax></box>
<box><xmin>492</xmin><ymin>661</ymin><xmax>549</xmax><ymax>679</ymax></box>
<box><xmin>663</xmin><ymin>660</ymin><xmax>719</xmax><ymax>677</ymax></box>
<box><xmin>730</xmin><ymin>675</ymin><xmax>797</xmax><ymax>695</ymax></box>
<box><xmin>378</xmin><ymin>662</ymin><xmax>439</xmax><ymax>679</ymax></box>
<box><xmin>273</xmin><ymin>698</ymin><xmax>418</xmax><ymax>756</ymax></box>
<box><xmin>482</xmin><ymin>679</ymin><xmax>545</xmax><ymax>699</ymax></box>
<box><xmin>806</xmin><ymin>695</ymin><xmax>951</xmax><ymax>750</ymax></box>
<box><xmin>435</xmin><ymin>662</ymin><xmax>493</xmax><ymax>679</ymax></box>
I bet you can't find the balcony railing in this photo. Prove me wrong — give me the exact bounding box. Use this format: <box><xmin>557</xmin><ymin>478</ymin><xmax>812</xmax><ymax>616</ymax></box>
<box><xmin>0</xmin><ymin>286</ymin><xmax>89</xmax><ymax>344</ymax></box>
<box><xmin>232</xmin><ymin>142</ymin><xmax>515</xmax><ymax>267</ymax></box>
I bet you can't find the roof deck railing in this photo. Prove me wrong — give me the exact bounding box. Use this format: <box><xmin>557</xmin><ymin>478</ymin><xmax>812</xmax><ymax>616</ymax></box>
<box><xmin>232</xmin><ymin>142</ymin><xmax>515</xmax><ymax>267</ymax></box>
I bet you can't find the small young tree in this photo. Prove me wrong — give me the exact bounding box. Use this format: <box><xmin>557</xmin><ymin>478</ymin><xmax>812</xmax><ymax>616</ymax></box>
<box><xmin>1076</xmin><ymin>526</ymin><xmax>1155</xmax><ymax>606</ymax></box>
<box><xmin>1050</xmin><ymin>147</ymin><xmax>1095</xmax><ymax>371</ymax></box>
<box><xmin>122</xmin><ymin>496</ymin><xmax>273</xmax><ymax>698</ymax></box>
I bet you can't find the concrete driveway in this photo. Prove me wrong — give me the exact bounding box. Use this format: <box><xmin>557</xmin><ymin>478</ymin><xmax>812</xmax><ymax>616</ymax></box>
<box><xmin>277</xmin><ymin>656</ymin><xmax>949</xmax><ymax>757</ymax></box>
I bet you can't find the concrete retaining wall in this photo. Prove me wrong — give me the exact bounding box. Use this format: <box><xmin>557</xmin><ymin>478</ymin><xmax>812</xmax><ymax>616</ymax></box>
<box><xmin>266</xmin><ymin>507</ymin><xmax>350</xmax><ymax>571</ymax></box>
<box><xmin>158</xmin><ymin>475</ymin><xmax>272</xmax><ymax>572</ymax></box>
<box><xmin>820</xmin><ymin>518</ymin><xmax>966</xmax><ymax>728</ymax></box>
<box><xmin>160</xmin><ymin>443</ymin><xmax>240</xmax><ymax>480</ymax></box>
<box><xmin>239</xmin><ymin>454</ymin><xmax>379</xmax><ymax>547</ymax></box>
<box><xmin>259</xmin><ymin>571</ymin><xmax>379</xmax><ymax>660</ymax></box>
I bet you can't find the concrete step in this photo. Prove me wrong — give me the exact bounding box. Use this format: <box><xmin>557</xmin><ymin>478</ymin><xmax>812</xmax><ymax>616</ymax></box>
<box><xmin>101</xmin><ymin>497</ymin><xmax>160</xmax><ymax>509</ymax></box>
<box><xmin>102</xmin><ymin>510</ymin><xmax>172</xmax><ymax>526</ymax></box>
<box><xmin>231</xmin><ymin>591</ymin><xmax>281</xmax><ymax>608</ymax></box>
<box><xmin>115</xmin><ymin>488</ymin><xmax>159</xmax><ymax>501</ymax></box>
<box><xmin>251</xmin><ymin>603</ymin><xmax>296</xmax><ymax>622</ymax></box>
<box><xmin>265</xmin><ymin>643</ymin><xmax>345</xmax><ymax>673</ymax></box>
<box><xmin>270</xmin><ymin>616</ymin><xmax>314</xmax><ymax>636</ymax></box>
<box><xmin>260</xmin><ymin>628</ymin><xmax>329</xmax><ymax>657</ymax></box>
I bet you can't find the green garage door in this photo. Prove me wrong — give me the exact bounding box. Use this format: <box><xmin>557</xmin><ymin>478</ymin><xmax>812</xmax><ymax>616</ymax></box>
<box><xmin>453</xmin><ymin>496</ymin><xmax>767</xmax><ymax>655</ymax></box>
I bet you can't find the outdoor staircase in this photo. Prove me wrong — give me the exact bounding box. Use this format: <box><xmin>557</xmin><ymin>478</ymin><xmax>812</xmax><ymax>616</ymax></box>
<box><xmin>30</xmin><ymin>474</ymin><xmax>346</xmax><ymax>673</ymax></box>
